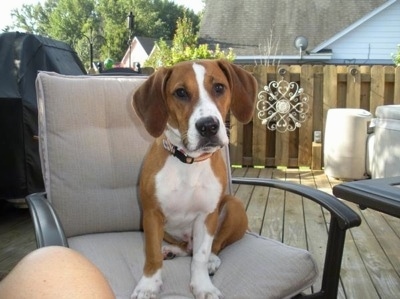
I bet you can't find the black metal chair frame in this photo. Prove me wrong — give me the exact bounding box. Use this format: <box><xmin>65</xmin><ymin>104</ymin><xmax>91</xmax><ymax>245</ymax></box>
<box><xmin>27</xmin><ymin>176</ymin><xmax>361</xmax><ymax>299</ymax></box>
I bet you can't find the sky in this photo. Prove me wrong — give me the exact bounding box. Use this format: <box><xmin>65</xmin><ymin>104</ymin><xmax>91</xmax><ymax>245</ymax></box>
<box><xmin>0</xmin><ymin>0</ymin><xmax>204</xmax><ymax>31</ymax></box>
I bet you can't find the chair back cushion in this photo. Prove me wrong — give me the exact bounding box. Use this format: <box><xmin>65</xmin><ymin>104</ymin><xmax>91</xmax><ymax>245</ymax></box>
<box><xmin>36</xmin><ymin>72</ymin><xmax>153</xmax><ymax>237</ymax></box>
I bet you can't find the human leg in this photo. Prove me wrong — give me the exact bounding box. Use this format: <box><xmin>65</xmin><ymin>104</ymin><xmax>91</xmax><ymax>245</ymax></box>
<box><xmin>0</xmin><ymin>246</ymin><xmax>115</xmax><ymax>299</ymax></box>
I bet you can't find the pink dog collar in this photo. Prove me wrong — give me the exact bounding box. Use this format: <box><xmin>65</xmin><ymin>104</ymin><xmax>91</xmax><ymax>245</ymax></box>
<box><xmin>162</xmin><ymin>139</ymin><xmax>213</xmax><ymax>164</ymax></box>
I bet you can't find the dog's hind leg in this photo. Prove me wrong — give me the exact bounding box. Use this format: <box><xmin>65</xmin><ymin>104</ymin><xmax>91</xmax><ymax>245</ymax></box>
<box><xmin>162</xmin><ymin>245</ymin><xmax>190</xmax><ymax>259</ymax></box>
<box><xmin>212</xmin><ymin>195</ymin><xmax>248</xmax><ymax>255</ymax></box>
<box><xmin>162</xmin><ymin>232</ymin><xmax>191</xmax><ymax>259</ymax></box>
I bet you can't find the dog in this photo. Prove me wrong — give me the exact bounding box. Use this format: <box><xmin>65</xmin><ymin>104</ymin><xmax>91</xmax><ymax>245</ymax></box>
<box><xmin>131</xmin><ymin>59</ymin><xmax>257</xmax><ymax>299</ymax></box>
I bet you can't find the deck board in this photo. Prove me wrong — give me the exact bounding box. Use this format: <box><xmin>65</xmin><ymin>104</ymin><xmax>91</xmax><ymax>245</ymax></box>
<box><xmin>1</xmin><ymin>168</ymin><xmax>400</xmax><ymax>298</ymax></box>
<box><xmin>355</xmin><ymin>208</ymin><xmax>400</xmax><ymax>298</ymax></box>
<box><xmin>0</xmin><ymin>201</ymin><xmax>36</xmax><ymax>280</ymax></box>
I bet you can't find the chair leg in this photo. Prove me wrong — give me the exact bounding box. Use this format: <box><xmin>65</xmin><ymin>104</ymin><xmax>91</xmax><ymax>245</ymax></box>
<box><xmin>299</xmin><ymin>218</ymin><xmax>346</xmax><ymax>299</ymax></box>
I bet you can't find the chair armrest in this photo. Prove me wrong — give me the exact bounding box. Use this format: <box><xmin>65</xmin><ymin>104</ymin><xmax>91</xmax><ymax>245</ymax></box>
<box><xmin>25</xmin><ymin>192</ymin><xmax>69</xmax><ymax>248</ymax></box>
<box><xmin>232</xmin><ymin>177</ymin><xmax>360</xmax><ymax>229</ymax></box>
<box><xmin>232</xmin><ymin>177</ymin><xmax>361</xmax><ymax>299</ymax></box>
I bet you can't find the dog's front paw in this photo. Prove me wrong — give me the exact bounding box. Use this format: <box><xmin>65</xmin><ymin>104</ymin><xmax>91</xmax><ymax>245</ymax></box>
<box><xmin>208</xmin><ymin>253</ymin><xmax>221</xmax><ymax>275</ymax></box>
<box><xmin>190</xmin><ymin>282</ymin><xmax>223</xmax><ymax>299</ymax></box>
<box><xmin>190</xmin><ymin>271</ymin><xmax>223</xmax><ymax>299</ymax></box>
<box><xmin>131</xmin><ymin>271</ymin><xmax>163</xmax><ymax>299</ymax></box>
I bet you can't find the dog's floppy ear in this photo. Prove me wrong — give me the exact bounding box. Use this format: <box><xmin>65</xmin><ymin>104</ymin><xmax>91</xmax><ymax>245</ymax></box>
<box><xmin>132</xmin><ymin>67</ymin><xmax>170</xmax><ymax>137</ymax></box>
<box><xmin>217</xmin><ymin>60</ymin><xmax>257</xmax><ymax>124</ymax></box>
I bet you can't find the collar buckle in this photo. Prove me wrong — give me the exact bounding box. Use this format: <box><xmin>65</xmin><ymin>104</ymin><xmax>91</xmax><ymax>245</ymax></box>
<box><xmin>162</xmin><ymin>139</ymin><xmax>212</xmax><ymax>164</ymax></box>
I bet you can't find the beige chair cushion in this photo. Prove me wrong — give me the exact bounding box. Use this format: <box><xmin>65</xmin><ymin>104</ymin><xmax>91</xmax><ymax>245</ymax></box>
<box><xmin>35</xmin><ymin>71</ymin><xmax>318</xmax><ymax>298</ymax></box>
<box><xmin>69</xmin><ymin>232</ymin><xmax>317</xmax><ymax>299</ymax></box>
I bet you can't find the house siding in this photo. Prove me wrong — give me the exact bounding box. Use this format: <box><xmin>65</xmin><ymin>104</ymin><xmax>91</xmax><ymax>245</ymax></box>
<box><xmin>121</xmin><ymin>38</ymin><xmax>150</xmax><ymax>68</ymax></box>
<box><xmin>324</xmin><ymin>1</ymin><xmax>400</xmax><ymax>64</ymax></box>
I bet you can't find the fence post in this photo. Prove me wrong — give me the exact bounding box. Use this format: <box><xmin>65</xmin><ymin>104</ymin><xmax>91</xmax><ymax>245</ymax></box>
<box><xmin>299</xmin><ymin>64</ymin><xmax>314</xmax><ymax>167</ymax></box>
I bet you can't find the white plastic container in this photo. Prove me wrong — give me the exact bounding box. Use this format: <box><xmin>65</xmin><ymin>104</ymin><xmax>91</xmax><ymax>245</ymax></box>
<box><xmin>366</xmin><ymin>132</ymin><xmax>375</xmax><ymax>176</ymax></box>
<box><xmin>324</xmin><ymin>108</ymin><xmax>372</xmax><ymax>180</ymax></box>
<box><xmin>371</xmin><ymin>105</ymin><xmax>400</xmax><ymax>178</ymax></box>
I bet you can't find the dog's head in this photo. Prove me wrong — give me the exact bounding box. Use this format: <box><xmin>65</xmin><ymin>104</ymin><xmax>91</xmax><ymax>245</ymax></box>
<box><xmin>132</xmin><ymin>59</ymin><xmax>257</xmax><ymax>156</ymax></box>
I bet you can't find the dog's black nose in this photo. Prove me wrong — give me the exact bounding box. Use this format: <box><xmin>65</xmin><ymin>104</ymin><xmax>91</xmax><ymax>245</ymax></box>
<box><xmin>196</xmin><ymin>117</ymin><xmax>220</xmax><ymax>137</ymax></box>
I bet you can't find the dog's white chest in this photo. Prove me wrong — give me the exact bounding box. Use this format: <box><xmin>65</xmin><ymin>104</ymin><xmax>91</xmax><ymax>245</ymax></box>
<box><xmin>155</xmin><ymin>156</ymin><xmax>222</xmax><ymax>239</ymax></box>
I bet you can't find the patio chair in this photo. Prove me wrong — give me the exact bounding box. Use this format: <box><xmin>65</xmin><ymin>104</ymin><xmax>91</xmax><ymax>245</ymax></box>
<box><xmin>26</xmin><ymin>71</ymin><xmax>361</xmax><ymax>299</ymax></box>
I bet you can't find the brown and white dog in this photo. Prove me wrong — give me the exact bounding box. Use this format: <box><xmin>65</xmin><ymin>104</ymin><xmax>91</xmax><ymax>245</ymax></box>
<box><xmin>131</xmin><ymin>59</ymin><xmax>257</xmax><ymax>299</ymax></box>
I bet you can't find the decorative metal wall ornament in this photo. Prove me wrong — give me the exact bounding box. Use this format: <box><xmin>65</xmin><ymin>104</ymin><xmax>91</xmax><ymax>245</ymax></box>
<box><xmin>256</xmin><ymin>70</ymin><xmax>309</xmax><ymax>133</ymax></box>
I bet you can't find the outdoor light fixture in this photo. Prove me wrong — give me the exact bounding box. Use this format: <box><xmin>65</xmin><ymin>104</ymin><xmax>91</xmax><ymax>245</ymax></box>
<box><xmin>127</xmin><ymin>11</ymin><xmax>135</xmax><ymax>68</ymax></box>
<box><xmin>294</xmin><ymin>36</ymin><xmax>308</xmax><ymax>59</ymax></box>
<box><xmin>127</xmin><ymin>11</ymin><xmax>135</xmax><ymax>32</ymax></box>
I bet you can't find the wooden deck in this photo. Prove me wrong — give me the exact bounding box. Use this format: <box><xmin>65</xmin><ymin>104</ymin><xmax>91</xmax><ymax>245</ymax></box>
<box><xmin>231</xmin><ymin>167</ymin><xmax>400</xmax><ymax>299</ymax></box>
<box><xmin>1</xmin><ymin>168</ymin><xmax>400</xmax><ymax>298</ymax></box>
<box><xmin>0</xmin><ymin>200</ymin><xmax>36</xmax><ymax>280</ymax></box>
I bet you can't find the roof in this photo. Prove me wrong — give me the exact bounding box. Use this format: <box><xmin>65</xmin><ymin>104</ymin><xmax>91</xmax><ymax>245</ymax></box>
<box><xmin>199</xmin><ymin>0</ymin><xmax>388</xmax><ymax>57</ymax></box>
<box><xmin>135</xmin><ymin>36</ymin><xmax>157</xmax><ymax>55</ymax></box>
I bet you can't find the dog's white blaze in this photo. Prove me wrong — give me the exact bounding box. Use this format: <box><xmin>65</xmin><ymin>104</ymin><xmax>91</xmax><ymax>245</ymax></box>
<box><xmin>155</xmin><ymin>157</ymin><xmax>222</xmax><ymax>242</ymax></box>
<box><xmin>184</xmin><ymin>63</ymin><xmax>229</xmax><ymax>152</ymax></box>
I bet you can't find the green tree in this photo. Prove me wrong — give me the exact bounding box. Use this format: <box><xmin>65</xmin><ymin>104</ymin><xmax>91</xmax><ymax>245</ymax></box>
<box><xmin>96</xmin><ymin>0</ymin><xmax>200</xmax><ymax>68</ymax></box>
<box><xmin>7</xmin><ymin>0</ymin><xmax>57</xmax><ymax>35</ymax></box>
<box><xmin>145</xmin><ymin>14</ymin><xmax>235</xmax><ymax>68</ymax></box>
<box><xmin>7</xmin><ymin>0</ymin><xmax>200</xmax><ymax>70</ymax></box>
<box><xmin>46</xmin><ymin>0</ymin><xmax>100</xmax><ymax>69</ymax></box>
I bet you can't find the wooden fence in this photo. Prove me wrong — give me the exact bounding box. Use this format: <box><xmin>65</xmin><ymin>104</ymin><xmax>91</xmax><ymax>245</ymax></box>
<box><xmin>229</xmin><ymin>65</ymin><xmax>400</xmax><ymax>168</ymax></box>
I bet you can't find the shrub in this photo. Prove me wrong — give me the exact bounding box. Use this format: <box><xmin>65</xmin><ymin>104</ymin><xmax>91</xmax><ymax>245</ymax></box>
<box><xmin>144</xmin><ymin>14</ymin><xmax>235</xmax><ymax>68</ymax></box>
<box><xmin>393</xmin><ymin>44</ymin><xmax>400</xmax><ymax>66</ymax></box>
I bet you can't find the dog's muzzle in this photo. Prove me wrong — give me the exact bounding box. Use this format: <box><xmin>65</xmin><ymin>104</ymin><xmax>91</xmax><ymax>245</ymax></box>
<box><xmin>195</xmin><ymin>116</ymin><xmax>220</xmax><ymax>138</ymax></box>
<box><xmin>194</xmin><ymin>116</ymin><xmax>226</xmax><ymax>151</ymax></box>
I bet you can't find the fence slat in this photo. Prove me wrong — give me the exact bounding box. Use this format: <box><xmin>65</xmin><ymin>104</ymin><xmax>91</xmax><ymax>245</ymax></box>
<box><xmin>313</xmin><ymin>65</ymin><xmax>324</xmax><ymax>133</ymax></box>
<box><xmin>360</xmin><ymin>66</ymin><xmax>371</xmax><ymax>110</ymax></box>
<box><xmin>384</xmin><ymin>66</ymin><xmax>395</xmax><ymax>105</ymax></box>
<box><xmin>337</xmin><ymin>66</ymin><xmax>348</xmax><ymax>108</ymax></box>
<box><xmin>298</xmin><ymin>65</ymin><xmax>313</xmax><ymax>166</ymax></box>
<box><xmin>395</xmin><ymin>67</ymin><xmax>400</xmax><ymax>104</ymax></box>
<box><xmin>252</xmin><ymin>65</ymin><xmax>267</xmax><ymax>166</ymax></box>
<box><xmin>274</xmin><ymin>66</ymin><xmax>290</xmax><ymax>166</ymax></box>
<box><xmin>370</xmin><ymin>65</ymin><xmax>385</xmax><ymax>115</ymax></box>
<box><xmin>346</xmin><ymin>65</ymin><xmax>361</xmax><ymax>108</ymax></box>
<box><xmin>322</xmin><ymin>66</ymin><xmax>337</xmax><ymax>150</ymax></box>
<box><xmin>229</xmin><ymin>115</ymin><xmax>242</xmax><ymax>166</ymax></box>
<box><xmin>265</xmin><ymin>66</ymin><xmax>277</xmax><ymax>166</ymax></box>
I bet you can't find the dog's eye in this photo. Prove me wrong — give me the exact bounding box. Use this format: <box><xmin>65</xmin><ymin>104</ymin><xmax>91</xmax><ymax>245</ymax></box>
<box><xmin>213</xmin><ymin>83</ymin><xmax>225</xmax><ymax>95</ymax></box>
<box><xmin>174</xmin><ymin>88</ymin><xmax>189</xmax><ymax>100</ymax></box>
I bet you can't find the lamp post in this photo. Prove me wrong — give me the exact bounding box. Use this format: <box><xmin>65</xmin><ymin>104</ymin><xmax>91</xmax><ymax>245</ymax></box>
<box><xmin>82</xmin><ymin>27</ymin><xmax>105</xmax><ymax>72</ymax></box>
<box><xmin>127</xmin><ymin>11</ymin><xmax>135</xmax><ymax>68</ymax></box>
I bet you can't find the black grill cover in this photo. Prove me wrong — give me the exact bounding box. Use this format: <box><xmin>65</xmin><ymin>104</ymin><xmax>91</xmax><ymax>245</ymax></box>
<box><xmin>0</xmin><ymin>32</ymin><xmax>86</xmax><ymax>199</ymax></box>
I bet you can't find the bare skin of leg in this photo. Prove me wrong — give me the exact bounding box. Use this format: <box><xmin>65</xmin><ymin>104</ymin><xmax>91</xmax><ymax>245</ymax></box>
<box><xmin>0</xmin><ymin>246</ymin><xmax>115</xmax><ymax>299</ymax></box>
